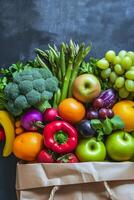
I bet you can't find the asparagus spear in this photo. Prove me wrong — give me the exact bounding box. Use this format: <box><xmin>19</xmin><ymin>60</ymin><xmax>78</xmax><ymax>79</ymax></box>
<box><xmin>48</xmin><ymin>44</ymin><xmax>59</xmax><ymax>64</ymax></box>
<box><xmin>60</xmin><ymin>42</ymin><xmax>74</xmax><ymax>101</ymax></box>
<box><xmin>48</xmin><ymin>50</ymin><xmax>58</xmax><ymax>76</ymax></box>
<box><xmin>53</xmin><ymin>88</ymin><xmax>61</xmax><ymax>107</ymax></box>
<box><xmin>53</xmin><ymin>92</ymin><xmax>58</xmax><ymax>108</ymax></box>
<box><xmin>36</xmin><ymin>54</ymin><xmax>48</xmax><ymax>68</ymax></box>
<box><xmin>35</xmin><ymin>41</ymin><xmax>91</xmax><ymax>105</ymax></box>
<box><xmin>59</xmin><ymin>43</ymin><xmax>66</xmax><ymax>78</ymax></box>
<box><xmin>35</xmin><ymin>48</ymin><xmax>48</xmax><ymax>58</ymax></box>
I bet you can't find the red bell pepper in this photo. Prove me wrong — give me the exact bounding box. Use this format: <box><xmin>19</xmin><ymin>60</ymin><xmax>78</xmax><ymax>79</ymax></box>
<box><xmin>43</xmin><ymin>120</ymin><xmax>78</xmax><ymax>154</ymax></box>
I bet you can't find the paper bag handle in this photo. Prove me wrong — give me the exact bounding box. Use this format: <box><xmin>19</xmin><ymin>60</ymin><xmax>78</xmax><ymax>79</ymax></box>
<box><xmin>48</xmin><ymin>186</ymin><xmax>59</xmax><ymax>200</ymax></box>
<box><xmin>104</xmin><ymin>181</ymin><xmax>118</xmax><ymax>200</ymax></box>
<box><xmin>48</xmin><ymin>182</ymin><xmax>118</xmax><ymax>200</ymax></box>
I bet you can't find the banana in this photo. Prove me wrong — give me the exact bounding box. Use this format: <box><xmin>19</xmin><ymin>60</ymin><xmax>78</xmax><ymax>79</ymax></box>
<box><xmin>0</xmin><ymin>110</ymin><xmax>15</xmax><ymax>157</ymax></box>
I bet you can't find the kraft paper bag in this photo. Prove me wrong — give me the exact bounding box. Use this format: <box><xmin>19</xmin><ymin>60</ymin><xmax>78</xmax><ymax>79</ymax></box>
<box><xmin>16</xmin><ymin>162</ymin><xmax>134</xmax><ymax>200</ymax></box>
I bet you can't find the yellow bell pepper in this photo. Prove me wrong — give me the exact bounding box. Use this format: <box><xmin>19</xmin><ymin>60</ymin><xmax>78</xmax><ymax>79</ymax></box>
<box><xmin>0</xmin><ymin>110</ymin><xmax>15</xmax><ymax>157</ymax></box>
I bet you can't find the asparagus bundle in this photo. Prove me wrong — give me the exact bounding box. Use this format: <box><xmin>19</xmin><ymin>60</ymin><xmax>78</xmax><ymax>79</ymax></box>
<box><xmin>35</xmin><ymin>40</ymin><xmax>91</xmax><ymax>107</ymax></box>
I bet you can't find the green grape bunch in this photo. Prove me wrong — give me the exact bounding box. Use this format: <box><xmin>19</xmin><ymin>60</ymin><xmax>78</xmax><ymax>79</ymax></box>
<box><xmin>96</xmin><ymin>50</ymin><xmax>134</xmax><ymax>100</ymax></box>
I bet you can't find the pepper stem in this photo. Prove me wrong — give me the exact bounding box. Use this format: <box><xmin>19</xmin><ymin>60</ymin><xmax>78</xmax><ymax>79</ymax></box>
<box><xmin>55</xmin><ymin>131</ymin><xmax>68</xmax><ymax>144</ymax></box>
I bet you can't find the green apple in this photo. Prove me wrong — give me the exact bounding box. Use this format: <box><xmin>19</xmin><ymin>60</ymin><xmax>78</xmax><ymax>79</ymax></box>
<box><xmin>106</xmin><ymin>131</ymin><xmax>134</xmax><ymax>161</ymax></box>
<box><xmin>130</xmin><ymin>132</ymin><xmax>134</xmax><ymax>161</ymax></box>
<box><xmin>75</xmin><ymin>137</ymin><xmax>106</xmax><ymax>162</ymax></box>
<box><xmin>72</xmin><ymin>74</ymin><xmax>101</xmax><ymax>103</ymax></box>
<box><xmin>132</xmin><ymin>132</ymin><xmax>134</xmax><ymax>137</ymax></box>
<box><xmin>130</xmin><ymin>156</ymin><xmax>134</xmax><ymax>161</ymax></box>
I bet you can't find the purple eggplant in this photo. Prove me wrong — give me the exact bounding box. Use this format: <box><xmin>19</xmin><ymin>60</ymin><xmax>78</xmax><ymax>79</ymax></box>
<box><xmin>76</xmin><ymin>120</ymin><xmax>96</xmax><ymax>138</ymax></box>
<box><xmin>93</xmin><ymin>89</ymin><xmax>117</xmax><ymax>109</ymax></box>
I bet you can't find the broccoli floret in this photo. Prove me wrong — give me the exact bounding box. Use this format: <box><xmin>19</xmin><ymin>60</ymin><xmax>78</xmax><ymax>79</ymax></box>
<box><xmin>19</xmin><ymin>80</ymin><xmax>33</xmax><ymax>94</ymax></box>
<box><xmin>13</xmin><ymin>72</ymin><xmax>21</xmax><ymax>84</ymax></box>
<box><xmin>14</xmin><ymin>95</ymin><xmax>29</xmax><ymax>109</ymax></box>
<box><xmin>20</xmin><ymin>69</ymin><xmax>33</xmax><ymax>76</ymax></box>
<box><xmin>21</xmin><ymin>68</ymin><xmax>42</xmax><ymax>79</ymax></box>
<box><xmin>6</xmin><ymin>101</ymin><xmax>22</xmax><ymax>116</ymax></box>
<box><xmin>20</xmin><ymin>75</ymin><xmax>33</xmax><ymax>81</ymax></box>
<box><xmin>33</xmin><ymin>79</ymin><xmax>45</xmax><ymax>92</ymax></box>
<box><xmin>31</xmin><ymin>69</ymin><xmax>42</xmax><ymax>79</ymax></box>
<box><xmin>4</xmin><ymin>66</ymin><xmax>59</xmax><ymax>116</ymax></box>
<box><xmin>4</xmin><ymin>83</ymin><xmax>20</xmax><ymax>100</ymax></box>
<box><xmin>45</xmin><ymin>77</ymin><xmax>58</xmax><ymax>92</ymax></box>
<box><xmin>41</xmin><ymin>91</ymin><xmax>53</xmax><ymax>101</ymax></box>
<box><xmin>26</xmin><ymin>89</ymin><xmax>41</xmax><ymax>105</ymax></box>
<box><xmin>39</xmin><ymin>68</ymin><xmax>52</xmax><ymax>79</ymax></box>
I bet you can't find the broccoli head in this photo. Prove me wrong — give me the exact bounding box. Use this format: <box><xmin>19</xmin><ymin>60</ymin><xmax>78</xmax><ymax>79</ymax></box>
<box><xmin>4</xmin><ymin>82</ymin><xmax>19</xmax><ymax>100</ymax></box>
<box><xmin>4</xmin><ymin>67</ymin><xmax>58</xmax><ymax>116</ymax></box>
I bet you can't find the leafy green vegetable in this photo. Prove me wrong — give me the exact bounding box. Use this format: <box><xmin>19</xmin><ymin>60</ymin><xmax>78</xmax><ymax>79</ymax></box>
<box><xmin>102</xmin><ymin>118</ymin><xmax>113</xmax><ymax>135</ymax></box>
<box><xmin>0</xmin><ymin>77</ymin><xmax>8</xmax><ymax>90</ymax></box>
<box><xmin>0</xmin><ymin>77</ymin><xmax>8</xmax><ymax>109</ymax></box>
<box><xmin>97</xmin><ymin>131</ymin><xmax>104</xmax><ymax>141</ymax></box>
<box><xmin>0</xmin><ymin>91</ymin><xmax>6</xmax><ymax>109</ymax></box>
<box><xmin>91</xmin><ymin>116</ymin><xmax>125</xmax><ymax>141</ymax></box>
<box><xmin>91</xmin><ymin>119</ymin><xmax>105</xmax><ymax>141</ymax></box>
<box><xmin>90</xmin><ymin>119</ymin><xmax>103</xmax><ymax>130</ymax></box>
<box><xmin>79</xmin><ymin>57</ymin><xmax>111</xmax><ymax>90</ymax></box>
<box><xmin>110</xmin><ymin>115</ymin><xmax>125</xmax><ymax>130</ymax></box>
<box><xmin>0</xmin><ymin>62</ymin><xmax>30</xmax><ymax>80</ymax></box>
<box><xmin>79</xmin><ymin>57</ymin><xmax>99</xmax><ymax>75</ymax></box>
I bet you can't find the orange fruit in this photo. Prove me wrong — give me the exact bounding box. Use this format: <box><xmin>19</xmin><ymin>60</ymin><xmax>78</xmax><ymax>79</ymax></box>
<box><xmin>58</xmin><ymin>98</ymin><xmax>85</xmax><ymax>123</ymax></box>
<box><xmin>13</xmin><ymin>132</ymin><xmax>43</xmax><ymax>161</ymax></box>
<box><xmin>112</xmin><ymin>100</ymin><xmax>134</xmax><ymax>132</ymax></box>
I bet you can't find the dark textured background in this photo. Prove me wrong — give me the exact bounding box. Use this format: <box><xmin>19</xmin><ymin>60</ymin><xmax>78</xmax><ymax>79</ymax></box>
<box><xmin>0</xmin><ymin>0</ymin><xmax>134</xmax><ymax>199</ymax></box>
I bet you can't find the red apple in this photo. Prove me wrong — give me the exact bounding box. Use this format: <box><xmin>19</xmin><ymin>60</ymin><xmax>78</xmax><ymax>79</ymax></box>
<box><xmin>72</xmin><ymin>74</ymin><xmax>101</xmax><ymax>103</ymax></box>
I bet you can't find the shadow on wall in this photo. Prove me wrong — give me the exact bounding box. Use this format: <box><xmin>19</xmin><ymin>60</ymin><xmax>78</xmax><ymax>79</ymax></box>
<box><xmin>0</xmin><ymin>29</ymin><xmax>56</xmax><ymax>67</ymax></box>
<box><xmin>0</xmin><ymin>0</ymin><xmax>56</xmax><ymax>67</ymax></box>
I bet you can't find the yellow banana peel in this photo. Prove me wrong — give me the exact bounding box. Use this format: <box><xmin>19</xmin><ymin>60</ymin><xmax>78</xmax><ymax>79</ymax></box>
<box><xmin>0</xmin><ymin>110</ymin><xmax>15</xmax><ymax>157</ymax></box>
